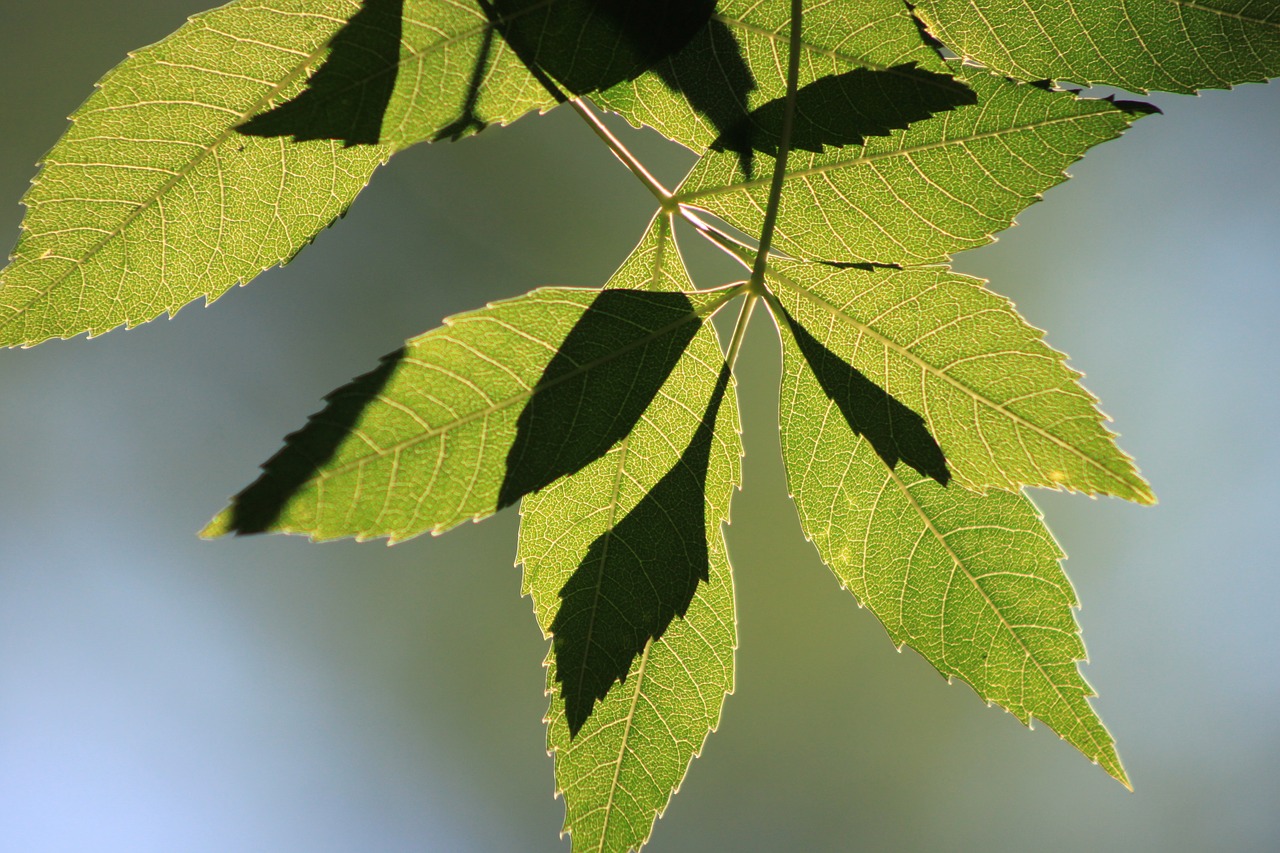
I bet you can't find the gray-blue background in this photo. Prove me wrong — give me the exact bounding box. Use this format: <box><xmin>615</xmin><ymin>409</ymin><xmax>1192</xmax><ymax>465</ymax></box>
<box><xmin>2</xmin><ymin>3</ymin><xmax>1277</xmax><ymax>851</ymax></box>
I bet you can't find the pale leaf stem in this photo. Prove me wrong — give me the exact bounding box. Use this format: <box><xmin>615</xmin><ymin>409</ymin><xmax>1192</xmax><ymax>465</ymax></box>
<box><xmin>725</xmin><ymin>291</ymin><xmax>757</xmax><ymax>370</ymax></box>
<box><xmin>569</xmin><ymin>98</ymin><xmax>673</xmax><ymax>207</ymax></box>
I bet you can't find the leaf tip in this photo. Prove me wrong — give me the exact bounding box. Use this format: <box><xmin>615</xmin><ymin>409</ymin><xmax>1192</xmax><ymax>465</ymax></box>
<box><xmin>198</xmin><ymin>509</ymin><xmax>233</xmax><ymax>539</ymax></box>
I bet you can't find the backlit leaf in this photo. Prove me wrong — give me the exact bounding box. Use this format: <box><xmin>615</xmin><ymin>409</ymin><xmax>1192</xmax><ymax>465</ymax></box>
<box><xmin>204</xmin><ymin>285</ymin><xmax>734</xmax><ymax>542</ymax></box>
<box><xmin>594</xmin><ymin>0</ymin><xmax>948</xmax><ymax>156</ymax></box>
<box><xmin>767</xmin><ymin>259</ymin><xmax>1153</xmax><ymax>501</ymax></box>
<box><xmin>0</xmin><ymin>0</ymin><xmax>558</xmax><ymax>347</ymax></box>
<box><xmin>775</xmin><ymin>300</ymin><xmax>1129</xmax><ymax>786</ymax></box>
<box><xmin>676</xmin><ymin>65</ymin><xmax>1155</xmax><ymax>266</ymax></box>
<box><xmin>520</xmin><ymin>214</ymin><xmax>742</xmax><ymax>853</ymax></box>
<box><xmin>915</xmin><ymin>0</ymin><xmax>1280</xmax><ymax>93</ymax></box>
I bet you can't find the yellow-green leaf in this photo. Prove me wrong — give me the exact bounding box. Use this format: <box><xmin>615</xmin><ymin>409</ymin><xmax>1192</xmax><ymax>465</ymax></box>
<box><xmin>204</xmin><ymin>285</ymin><xmax>734</xmax><ymax>542</ymax></box>
<box><xmin>916</xmin><ymin>0</ymin><xmax>1280</xmax><ymax>93</ymax></box>
<box><xmin>520</xmin><ymin>215</ymin><xmax>742</xmax><ymax>853</ymax></box>
<box><xmin>775</xmin><ymin>301</ymin><xmax>1128</xmax><ymax>786</ymax></box>
<box><xmin>767</xmin><ymin>259</ymin><xmax>1153</xmax><ymax>502</ymax></box>
<box><xmin>677</xmin><ymin>65</ymin><xmax>1154</xmax><ymax>266</ymax></box>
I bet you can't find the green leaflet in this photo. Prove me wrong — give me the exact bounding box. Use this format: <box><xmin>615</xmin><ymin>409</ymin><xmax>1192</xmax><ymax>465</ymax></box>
<box><xmin>915</xmin><ymin>0</ymin><xmax>1280</xmax><ymax>94</ymax></box>
<box><xmin>676</xmin><ymin>64</ymin><xmax>1155</xmax><ymax>266</ymax></box>
<box><xmin>240</xmin><ymin>0</ymin><xmax>557</xmax><ymax>146</ymax></box>
<box><xmin>593</xmin><ymin>0</ymin><xmax>947</xmax><ymax>155</ymax></box>
<box><xmin>767</xmin><ymin>259</ymin><xmax>1153</xmax><ymax>501</ymax></box>
<box><xmin>0</xmin><ymin>0</ymin><xmax>558</xmax><ymax>347</ymax></box>
<box><xmin>520</xmin><ymin>214</ymin><xmax>742</xmax><ymax>853</ymax></box>
<box><xmin>774</xmin><ymin>299</ymin><xmax>1128</xmax><ymax>786</ymax></box>
<box><xmin>204</xmin><ymin>285</ymin><xmax>734</xmax><ymax>542</ymax></box>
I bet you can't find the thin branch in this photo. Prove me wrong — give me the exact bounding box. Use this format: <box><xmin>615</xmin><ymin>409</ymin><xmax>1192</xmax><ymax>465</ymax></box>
<box><xmin>724</xmin><ymin>291</ymin><xmax>758</xmax><ymax>370</ymax></box>
<box><xmin>679</xmin><ymin>205</ymin><xmax>755</xmax><ymax>269</ymax></box>
<box><xmin>747</xmin><ymin>0</ymin><xmax>804</xmax><ymax>294</ymax></box>
<box><xmin>570</xmin><ymin>98</ymin><xmax>673</xmax><ymax>207</ymax></box>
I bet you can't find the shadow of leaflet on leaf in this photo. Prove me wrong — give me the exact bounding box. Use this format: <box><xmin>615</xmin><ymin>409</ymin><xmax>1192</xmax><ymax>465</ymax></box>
<box><xmin>710</xmin><ymin>64</ymin><xmax>977</xmax><ymax>178</ymax></box>
<box><xmin>551</xmin><ymin>363</ymin><xmax>731</xmax><ymax>737</ymax></box>
<box><xmin>486</xmin><ymin>0</ymin><xmax>758</xmax><ymax>164</ymax></box>
<box><xmin>222</xmin><ymin>346</ymin><xmax>407</xmax><ymax>534</ymax></box>
<box><xmin>217</xmin><ymin>289</ymin><xmax>705</xmax><ymax>535</ymax></box>
<box><xmin>237</xmin><ymin>0</ymin><xmax>758</xmax><ymax>149</ymax></box>
<box><xmin>497</xmin><ymin>289</ymin><xmax>703</xmax><ymax>510</ymax></box>
<box><xmin>238</xmin><ymin>0</ymin><xmax>404</xmax><ymax>146</ymax></box>
<box><xmin>780</xmin><ymin>305</ymin><xmax>951</xmax><ymax>486</ymax></box>
<box><xmin>485</xmin><ymin>0</ymin><xmax>725</xmax><ymax>93</ymax></box>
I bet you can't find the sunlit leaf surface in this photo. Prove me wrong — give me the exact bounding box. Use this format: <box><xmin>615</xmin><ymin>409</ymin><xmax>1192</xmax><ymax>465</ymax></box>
<box><xmin>775</xmin><ymin>296</ymin><xmax>1129</xmax><ymax>786</ymax></box>
<box><xmin>521</xmin><ymin>215</ymin><xmax>740</xmax><ymax>853</ymax></box>
<box><xmin>916</xmin><ymin>0</ymin><xmax>1280</xmax><ymax>93</ymax></box>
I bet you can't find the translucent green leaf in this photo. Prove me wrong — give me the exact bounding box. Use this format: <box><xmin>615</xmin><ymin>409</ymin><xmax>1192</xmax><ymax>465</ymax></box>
<box><xmin>520</xmin><ymin>218</ymin><xmax>741</xmax><ymax>852</ymax></box>
<box><xmin>593</xmin><ymin>0</ymin><xmax>948</xmax><ymax>155</ymax></box>
<box><xmin>775</xmin><ymin>302</ymin><xmax>1128</xmax><ymax>786</ymax></box>
<box><xmin>767</xmin><ymin>259</ymin><xmax>1153</xmax><ymax>502</ymax></box>
<box><xmin>239</xmin><ymin>0</ymin><xmax>556</xmax><ymax>146</ymax></box>
<box><xmin>915</xmin><ymin>0</ymin><xmax>1280</xmax><ymax>93</ymax></box>
<box><xmin>0</xmin><ymin>0</ymin><xmax>558</xmax><ymax>347</ymax></box>
<box><xmin>204</xmin><ymin>285</ymin><xmax>734</xmax><ymax>542</ymax></box>
<box><xmin>676</xmin><ymin>65</ymin><xmax>1155</xmax><ymax>266</ymax></box>
<box><xmin>596</xmin><ymin>211</ymin><xmax>697</xmax><ymax>293</ymax></box>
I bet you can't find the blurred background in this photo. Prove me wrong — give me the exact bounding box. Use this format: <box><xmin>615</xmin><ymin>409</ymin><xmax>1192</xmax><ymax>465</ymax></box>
<box><xmin>2</xmin><ymin>2</ymin><xmax>1278</xmax><ymax>851</ymax></box>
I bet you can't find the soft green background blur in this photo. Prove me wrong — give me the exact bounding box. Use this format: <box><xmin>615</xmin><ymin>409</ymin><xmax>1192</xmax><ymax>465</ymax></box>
<box><xmin>2</xmin><ymin>3</ymin><xmax>1278</xmax><ymax>851</ymax></box>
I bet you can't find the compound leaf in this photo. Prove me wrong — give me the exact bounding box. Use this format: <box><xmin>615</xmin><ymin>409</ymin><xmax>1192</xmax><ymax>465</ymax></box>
<box><xmin>24</xmin><ymin>0</ymin><xmax>1216</xmax><ymax>841</ymax></box>
<box><xmin>915</xmin><ymin>0</ymin><xmax>1280</xmax><ymax>94</ymax></box>
<box><xmin>774</xmin><ymin>299</ymin><xmax>1128</xmax><ymax>785</ymax></box>
<box><xmin>520</xmin><ymin>219</ymin><xmax>741</xmax><ymax>852</ymax></box>
<box><xmin>676</xmin><ymin>64</ymin><xmax>1155</xmax><ymax>266</ymax></box>
<box><xmin>767</xmin><ymin>259</ymin><xmax>1153</xmax><ymax>502</ymax></box>
<box><xmin>204</xmin><ymin>285</ymin><xmax>734</xmax><ymax>542</ymax></box>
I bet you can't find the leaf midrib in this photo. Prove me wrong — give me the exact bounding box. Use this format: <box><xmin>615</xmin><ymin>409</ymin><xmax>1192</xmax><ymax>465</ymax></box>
<box><xmin>600</xmin><ymin>637</ymin><xmax>653</xmax><ymax>851</ymax></box>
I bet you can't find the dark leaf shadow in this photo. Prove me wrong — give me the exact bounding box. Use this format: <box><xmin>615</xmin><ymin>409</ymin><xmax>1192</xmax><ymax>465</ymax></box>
<box><xmin>551</xmin><ymin>363</ymin><xmax>731</xmax><ymax>737</ymax></box>
<box><xmin>486</xmin><ymin>0</ymin><xmax>759</xmax><ymax>161</ymax></box>
<box><xmin>497</xmin><ymin>289</ymin><xmax>702</xmax><ymax>510</ymax></box>
<box><xmin>486</xmin><ymin>0</ymin><xmax>726</xmax><ymax>95</ymax></box>
<box><xmin>223</xmin><ymin>346</ymin><xmax>407</xmax><ymax>533</ymax></box>
<box><xmin>238</xmin><ymin>0</ymin><xmax>404</xmax><ymax>146</ymax></box>
<box><xmin>780</xmin><ymin>305</ymin><xmax>951</xmax><ymax>486</ymax></box>
<box><xmin>220</xmin><ymin>289</ymin><xmax>702</xmax><ymax>534</ymax></box>
<box><xmin>233</xmin><ymin>0</ymin><xmax>980</xmax><ymax>183</ymax></box>
<box><xmin>711</xmin><ymin>63</ymin><xmax>977</xmax><ymax>178</ymax></box>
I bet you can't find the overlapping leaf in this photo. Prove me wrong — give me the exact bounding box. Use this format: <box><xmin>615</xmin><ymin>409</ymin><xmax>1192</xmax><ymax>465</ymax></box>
<box><xmin>774</xmin><ymin>301</ymin><xmax>1128</xmax><ymax>786</ymax></box>
<box><xmin>915</xmin><ymin>0</ymin><xmax>1280</xmax><ymax>94</ymax></box>
<box><xmin>767</xmin><ymin>259</ymin><xmax>1152</xmax><ymax>501</ymax></box>
<box><xmin>12</xmin><ymin>1</ymin><xmax>1222</xmax><ymax>847</ymax></box>
<box><xmin>204</xmin><ymin>285</ymin><xmax>734</xmax><ymax>542</ymax></box>
<box><xmin>0</xmin><ymin>0</ymin><xmax>559</xmax><ymax>347</ymax></box>
<box><xmin>593</xmin><ymin>0</ymin><xmax>948</xmax><ymax>156</ymax></box>
<box><xmin>676</xmin><ymin>65</ymin><xmax>1155</xmax><ymax>266</ymax></box>
<box><xmin>520</xmin><ymin>214</ymin><xmax>742</xmax><ymax>853</ymax></box>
